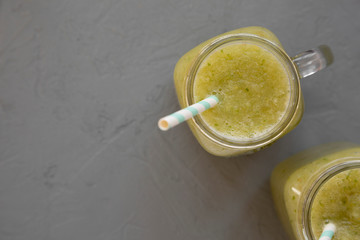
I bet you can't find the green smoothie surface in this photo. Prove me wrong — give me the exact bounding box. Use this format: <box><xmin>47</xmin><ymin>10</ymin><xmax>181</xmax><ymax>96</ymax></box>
<box><xmin>311</xmin><ymin>169</ymin><xmax>360</xmax><ymax>240</ymax></box>
<box><xmin>194</xmin><ymin>43</ymin><xmax>290</xmax><ymax>140</ymax></box>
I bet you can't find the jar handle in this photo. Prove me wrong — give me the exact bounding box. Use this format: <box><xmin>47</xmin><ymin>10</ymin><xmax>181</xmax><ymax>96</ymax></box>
<box><xmin>291</xmin><ymin>45</ymin><xmax>333</xmax><ymax>78</ymax></box>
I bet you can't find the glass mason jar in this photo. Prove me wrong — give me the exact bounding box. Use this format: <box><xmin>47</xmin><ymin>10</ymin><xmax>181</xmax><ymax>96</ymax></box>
<box><xmin>173</xmin><ymin>26</ymin><xmax>333</xmax><ymax>156</ymax></box>
<box><xmin>271</xmin><ymin>142</ymin><xmax>360</xmax><ymax>240</ymax></box>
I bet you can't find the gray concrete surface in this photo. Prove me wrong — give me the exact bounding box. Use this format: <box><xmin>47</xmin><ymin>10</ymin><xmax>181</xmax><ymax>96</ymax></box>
<box><xmin>0</xmin><ymin>0</ymin><xmax>360</xmax><ymax>239</ymax></box>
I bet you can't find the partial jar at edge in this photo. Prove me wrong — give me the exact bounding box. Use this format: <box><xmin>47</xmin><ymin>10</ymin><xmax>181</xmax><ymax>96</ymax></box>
<box><xmin>174</xmin><ymin>26</ymin><xmax>308</xmax><ymax>157</ymax></box>
<box><xmin>271</xmin><ymin>142</ymin><xmax>360</xmax><ymax>240</ymax></box>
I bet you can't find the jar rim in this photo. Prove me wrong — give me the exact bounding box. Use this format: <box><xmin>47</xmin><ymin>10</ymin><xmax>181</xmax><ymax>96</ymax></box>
<box><xmin>185</xmin><ymin>33</ymin><xmax>301</xmax><ymax>150</ymax></box>
<box><xmin>301</xmin><ymin>158</ymin><xmax>360</xmax><ymax>239</ymax></box>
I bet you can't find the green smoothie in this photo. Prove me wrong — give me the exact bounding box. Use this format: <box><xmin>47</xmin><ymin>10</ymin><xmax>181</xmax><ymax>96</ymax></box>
<box><xmin>271</xmin><ymin>143</ymin><xmax>360</xmax><ymax>240</ymax></box>
<box><xmin>173</xmin><ymin>26</ymin><xmax>304</xmax><ymax>156</ymax></box>
<box><xmin>311</xmin><ymin>169</ymin><xmax>360</xmax><ymax>239</ymax></box>
<box><xmin>194</xmin><ymin>43</ymin><xmax>290</xmax><ymax>140</ymax></box>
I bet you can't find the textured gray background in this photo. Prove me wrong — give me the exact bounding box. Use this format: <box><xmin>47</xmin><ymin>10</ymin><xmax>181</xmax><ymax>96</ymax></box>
<box><xmin>0</xmin><ymin>0</ymin><xmax>359</xmax><ymax>239</ymax></box>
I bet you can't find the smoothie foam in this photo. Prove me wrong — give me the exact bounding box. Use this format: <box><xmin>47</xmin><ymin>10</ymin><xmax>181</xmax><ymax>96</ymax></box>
<box><xmin>311</xmin><ymin>168</ymin><xmax>360</xmax><ymax>239</ymax></box>
<box><xmin>194</xmin><ymin>42</ymin><xmax>290</xmax><ymax>141</ymax></box>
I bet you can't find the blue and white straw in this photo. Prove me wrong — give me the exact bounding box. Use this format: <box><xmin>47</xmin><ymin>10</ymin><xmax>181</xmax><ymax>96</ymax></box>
<box><xmin>158</xmin><ymin>95</ymin><xmax>219</xmax><ymax>131</ymax></box>
<box><xmin>319</xmin><ymin>223</ymin><xmax>336</xmax><ymax>240</ymax></box>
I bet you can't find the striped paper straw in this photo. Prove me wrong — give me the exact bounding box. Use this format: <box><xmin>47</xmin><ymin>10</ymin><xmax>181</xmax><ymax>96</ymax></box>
<box><xmin>319</xmin><ymin>223</ymin><xmax>336</xmax><ymax>240</ymax></box>
<box><xmin>158</xmin><ymin>95</ymin><xmax>219</xmax><ymax>131</ymax></box>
